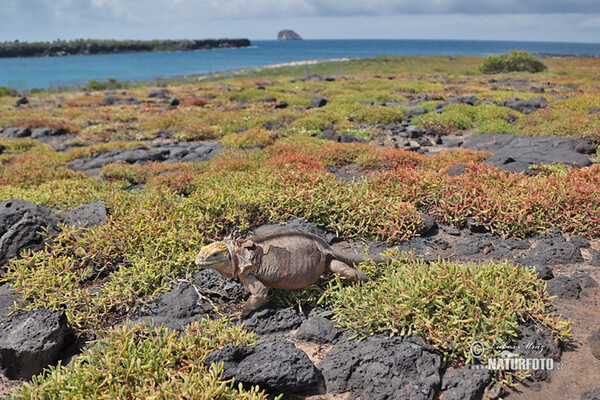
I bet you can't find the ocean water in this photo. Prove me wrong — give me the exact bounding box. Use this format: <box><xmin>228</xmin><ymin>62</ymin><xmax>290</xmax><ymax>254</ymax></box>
<box><xmin>1</xmin><ymin>39</ymin><xmax>600</xmax><ymax>90</ymax></box>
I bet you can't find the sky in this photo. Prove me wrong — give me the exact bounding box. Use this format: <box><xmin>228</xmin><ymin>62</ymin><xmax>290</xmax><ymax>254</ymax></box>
<box><xmin>2</xmin><ymin>0</ymin><xmax>600</xmax><ymax>43</ymax></box>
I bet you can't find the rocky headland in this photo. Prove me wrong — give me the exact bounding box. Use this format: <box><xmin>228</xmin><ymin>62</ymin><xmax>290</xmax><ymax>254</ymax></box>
<box><xmin>0</xmin><ymin>38</ymin><xmax>251</xmax><ymax>58</ymax></box>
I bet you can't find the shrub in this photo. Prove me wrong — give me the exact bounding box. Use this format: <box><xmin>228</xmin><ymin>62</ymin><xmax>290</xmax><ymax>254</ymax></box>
<box><xmin>0</xmin><ymin>86</ymin><xmax>10</xmax><ymax>97</ymax></box>
<box><xmin>479</xmin><ymin>50</ymin><xmax>548</xmax><ymax>74</ymax></box>
<box><xmin>331</xmin><ymin>251</ymin><xmax>571</xmax><ymax>365</ymax></box>
<box><xmin>87</xmin><ymin>79</ymin><xmax>107</xmax><ymax>91</ymax></box>
<box><xmin>87</xmin><ymin>77</ymin><xmax>126</xmax><ymax>91</ymax></box>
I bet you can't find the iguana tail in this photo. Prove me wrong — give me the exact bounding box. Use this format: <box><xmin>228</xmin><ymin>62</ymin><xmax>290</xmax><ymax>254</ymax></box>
<box><xmin>332</xmin><ymin>250</ymin><xmax>386</xmax><ymax>267</ymax></box>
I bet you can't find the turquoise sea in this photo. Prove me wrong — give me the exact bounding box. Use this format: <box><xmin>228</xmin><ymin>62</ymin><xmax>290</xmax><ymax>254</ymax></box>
<box><xmin>1</xmin><ymin>39</ymin><xmax>600</xmax><ymax>90</ymax></box>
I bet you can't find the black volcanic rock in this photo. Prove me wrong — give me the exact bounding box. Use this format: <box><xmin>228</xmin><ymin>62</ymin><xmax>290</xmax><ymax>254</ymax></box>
<box><xmin>66</xmin><ymin>142</ymin><xmax>224</xmax><ymax>175</ymax></box>
<box><xmin>0</xmin><ymin>200</ymin><xmax>62</xmax><ymax>267</ymax></box>
<box><xmin>2</xmin><ymin>127</ymin><xmax>31</xmax><ymax>138</ymax></box>
<box><xmin>204</xmin><ymin>337</ymin><xmax>320</xmax><ymax>393</ymax></box>
<box><xmin>277</xmin><ymin>30</ymin><xmax>303</xmax><ymax>41</ymax></box>
<box><xmin>0</xmin><ymin>309</ymin><xmax>68</xmax><ymax>380</ymax></box>
<box><xmin>462</xmin><ymin>133</ymin><xmax>593</xmax><ymax>173</ymax></box>
<box><xmin>309</xmin><ymin>96</ymin><xmax>327</xmax><ymax>108</ymax></box>
<box><xmin>319</xmin><ymin>333</ymin><xmax>441</xmax><ymax>400</ymax></box>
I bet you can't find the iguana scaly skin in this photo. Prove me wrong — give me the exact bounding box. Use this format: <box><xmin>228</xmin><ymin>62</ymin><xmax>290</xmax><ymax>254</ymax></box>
<box><xmin>195</xmin><ymin>229</ymin><xmax>378</xmax><ymax>318</ymax></box>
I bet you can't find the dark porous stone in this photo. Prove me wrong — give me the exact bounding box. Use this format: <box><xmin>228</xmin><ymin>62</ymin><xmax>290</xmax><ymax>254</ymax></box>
<box><xmin>588</xmin><ymin>108</ymin><xmax>600</xmax><ymax>115</ymax></box>
<box><xmin>407</xmin><ymin>125</ymin><xmax>425</xmax><ymax>138</ymax></box>
<box><xmin>582</xmin><ymin>387</ymin><xmax>600</xmax><ymax>400</ymax></box>
<box><xmin>322</xmin><ymin>129</ymin><xmax>365</xmax><ymax>144</ymax></box>
<box><xmin>132</xmin><ymin>277</ymin><xmax>214</xmax><ymax>331</ymax></box>
<box><xmin>546</xmin><ymin>275</ymin><xmax>581</xmax><ymax>299</ymax></box>
<box><xmin>294</xmin><ymin>316</ymin><xmax>341</xmax><ymax>344</ymax></box>
<box><xmin>432</xmin><ymin>238</ymin><xmax>451</xmax><ymax>250</ymax></box>
<box><xmin>500</xmin><ymin>96</ymin><xmax>548</xmax><ymax>114</ymax></box>
<box><xmin>575</xmin><ymin>138</ymin><xmax>597</xmax><ymax>155</ymax></box>
<box><xmin>193</xmin><ymin>269</ymin><xmax>250</xmax><ymax>303</ymax></box>
<box><xmin>275</xmin><ymin>101</ymin><xmax>288</xmax><ymax>109</ymax></box>
<box><xmin>3</xmin><ymin>127</ymin><xmax>32</xmax><ymax>138</ymax></box>
<box><xmin>467</xmin><ymin>218</ymin><xmax>488</xmax><ymax>233</ymax></box>
<box><xmin>318</xmin><ymin>334</ymin><xmax>441</xmax><ymax>400</ymax></box>
<box><xmin>419</xmin><ymin>214</ymin><xmax>438</xmax><ymax>236</ymax></box>
<box><xmin>0</xmin><ymin>309</ymin><xmax>68</xmax><ymax>380</ymax></box>
<box><xmin>416</xmin><ymin>136</ymin><xmax>433</xmax><ymax>147</ymax></box>
<box><xmin>590</xmin><ymin>249</ymin><xmax>600</xmax><ymax>267</ymax></box>
<box><xmin>454</xmin><ymin>239</ymin><xmax>486</xmax><ymax>257</ymax></box>
<box><xmin>440</xmin><ymin>225</ymin><xmax>461</xmax><ymax>236</ymax></box>
<box><xmin>101</xmin><ymin>96</ymin><xmax>140</xmax><ymax>106</ymax></box>
<box><xmin>15</xmin><ymin>97</ymin><xmax>29</xmax><ymax>106</ymax></box>
<box><xmin>204</xmin><ymin>337</ymin><xmax>320</xmax><ymax>393</ymax></box>
<box><xmin>384</xmin><ymin>237</ymin><xmax>436</xmax><ymax>262</ymax></box>
<box><xmin>309</xmin><ymin>96</ymin><xmax>327</xmax><ymax>108</ymax></box>
<box><xmin>134</xmin><ymin>269</ymin><xmax>248</xmax><ymax>330</ymax></box>
<box><xmin>528</xmin><ymin>264</ymin><xmax>554</xmax><ymax>281</ymax></box>
<box><xmin>589</xmin><ymin>329</ymin><xmax>600</xmax><ymax>361</ymax></box>
<box><xmin>61</xmin><ymin>201</ymin><xmax>107</xmax><ymax>229</ymax></box>
<box><xmin>498</xmin><ymin>237</ymin><xmax>530</xmax><ymax>251</ymax></box>
<box><xmin>67</xmin><ymin>142</ymin><xmax>224</xmax><ymax>174</ymax></box>
<box><xmin>0</xmin><ymin>200</ymin><xmax>62</xmax><ymax>267</ymax></box>
<box><xmin>524</xmin><ymin>232</ymin><xmax>583</xmax><ymax>267</ymax></box>
<box><xmin>462</xmin><ymin>133</ymin><xmax>593</xmax><ymax>172</ymax></box>
<box><xmin>0</xmin><ymin>285</ymin><xmax>21</xmax><ymax>314</ymax></box>
<box><xmin>440</xmin><ymin>367</ymin><xmax>491</xmax><ymax>400</ymax></box>
<box><xmin>573</xmin><ymin>272</ymin><xmax>597</xmax><ymax>289</ymax></box>
<box><xmin>169</xmin><ymin>97</ymin><xmax>180</xmax><ymax>107</ymax></box>
<box><xmin>443</xmin><ymin>138</ymin><xmax>464</xmax><ymax>148</ymax></box>
<box><xmin>436</xmin><ymin>96</ymin><xmax>478</xmax><ymax>111</ymax></box>
<box><xmin>404</xmin><ymin>107</ymin><xmax>429</xmax><ymax>118</ymax></box>
<box><xmin>569</xmin><ymin>235</ymin><xmax>591</xmax><ymax>249</ymax></box>
<box><xmin>148</xmin><ymin>89</ymin><xmax>169</xmax><ymax>98</ymax></box>
<box><xmin>304</xmin><ymin>74</ymin><xmax>335</xmax><ymax>82</ymax></box>
<box><xmin>258</xmin><ymin>96</ymin><xmax>277</xmax><ymax>103</ymax></box>
<box><xmin>240</xmin><ymin>305</ymin><xmax>304</xmax><ymax>335</ymax></box>
<box><xmin>30</xmin><ymin>128</ymin><xmax>54</xmax><ymax>139</ymax></box>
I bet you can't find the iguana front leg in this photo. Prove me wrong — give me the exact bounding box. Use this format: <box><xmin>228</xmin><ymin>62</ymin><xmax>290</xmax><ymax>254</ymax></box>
<box><xmin>239</xmin><ymin>274</ymin><xmax>268</xmax><ymax>318</ymax></box>
<box><xmin>329</xmin><ymin>260</ymin><xmax>369</xmax><ymax>283</ymax></box>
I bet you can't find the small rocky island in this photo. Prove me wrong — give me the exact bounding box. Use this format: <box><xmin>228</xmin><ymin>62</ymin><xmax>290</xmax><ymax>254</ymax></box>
<box><xmin>277</xmin><ymin>30</ymin><xmax>303</xmax><ymax>41</ymax></box>
<box><xmin>0</xmin><ymin>38</ymin><xmax>251</xmax><ymax>58</ymax></box>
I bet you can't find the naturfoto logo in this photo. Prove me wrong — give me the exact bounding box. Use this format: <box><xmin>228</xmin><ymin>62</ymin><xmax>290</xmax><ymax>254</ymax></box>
<box><xmin>469</xmin><ymin>341</ymin><xmax>564</xmax><ymax>371</ymax></box>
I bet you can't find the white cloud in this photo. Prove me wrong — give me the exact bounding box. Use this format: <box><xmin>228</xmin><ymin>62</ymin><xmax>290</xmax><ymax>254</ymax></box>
<box><xmin>0</xmin><ymin>0</ymin><xmax>599</xmax><ymax>42</ymax></box>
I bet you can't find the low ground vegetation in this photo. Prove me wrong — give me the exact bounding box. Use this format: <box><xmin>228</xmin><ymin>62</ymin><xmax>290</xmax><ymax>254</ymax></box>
<box><xmin>1</xmin><ymin>54</ymin><xmax>599</xmax><ymax>397</ymax></box>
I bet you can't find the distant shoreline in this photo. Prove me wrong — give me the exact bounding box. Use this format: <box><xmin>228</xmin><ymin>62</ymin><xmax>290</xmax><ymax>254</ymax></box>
<box><xmin>200</xmin><ymin>57</ymin><xmax>353</xmax><ymax>78</ymax></box>
<box><xmin>0</xmin><ymin>38</ymin><xmax>251</xmax><ymax>59</ymax></box>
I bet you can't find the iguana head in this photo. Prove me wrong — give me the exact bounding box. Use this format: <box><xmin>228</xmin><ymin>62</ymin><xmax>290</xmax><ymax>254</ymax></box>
<box><xmin>195</xmin><ymin>241</ymin><xmax>236</xmax><ymax>278</ymax></box>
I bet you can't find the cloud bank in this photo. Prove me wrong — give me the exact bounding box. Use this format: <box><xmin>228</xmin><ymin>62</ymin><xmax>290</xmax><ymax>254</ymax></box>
<box><xmin>1</xmin><ymin>0</ymin><xmax>599</xmax><ymax>42</ymax></box>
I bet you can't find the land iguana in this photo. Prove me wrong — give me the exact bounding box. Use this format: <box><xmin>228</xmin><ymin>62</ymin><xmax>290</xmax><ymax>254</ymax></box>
<box><xmin>195</xmin><ymin>229</ymin><xmax>381</xmax><ymax>318</ymax></box>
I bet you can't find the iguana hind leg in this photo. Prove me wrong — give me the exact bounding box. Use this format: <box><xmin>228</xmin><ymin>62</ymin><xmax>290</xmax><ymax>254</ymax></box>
<box><xmin>239</xmin><ymin>274</ymin><xmax>268</xmax><ymax>318</ymax></box>
<box><xmin>329</xmin><ymin>260</ymin><xmax>369</xmax><ymax>283</ymax></box>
